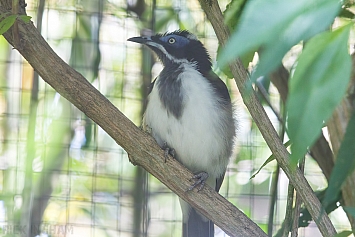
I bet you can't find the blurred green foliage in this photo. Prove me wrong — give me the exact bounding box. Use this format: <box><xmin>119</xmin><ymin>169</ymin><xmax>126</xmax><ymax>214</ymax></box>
<box><xmin>218</xmin><ymin>0</ymin><xmax>355</xmax><ymax>233</ymax></box>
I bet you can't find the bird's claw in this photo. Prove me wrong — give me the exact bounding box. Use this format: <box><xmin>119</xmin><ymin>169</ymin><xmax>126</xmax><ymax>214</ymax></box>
<box><xmin>163</xmin><ymin>142</ymin><xmax>175</xmax><ymax>162</ymax></box>
<box><xmin>188</xmin><ymin>171</ymin><xmax>209</xmax><ymax>192</ymax></box>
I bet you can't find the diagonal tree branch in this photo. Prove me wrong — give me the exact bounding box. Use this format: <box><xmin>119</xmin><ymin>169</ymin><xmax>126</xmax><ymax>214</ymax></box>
<box><xmin>197</xmin><ymin>0</ymin><xmax>337</xmax><ymax>236</ymax></box>
<box><xmin>0</xmin><ymin>1</ymin><xmax>266</xmax><ymax>236</ymax></box>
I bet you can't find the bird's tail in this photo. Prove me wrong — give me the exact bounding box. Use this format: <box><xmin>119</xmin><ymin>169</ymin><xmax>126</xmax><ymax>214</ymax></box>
<box><xmin>182</xmin><ymin>207</ymin><xmax>214</xmax><ymax>237</ymax></box>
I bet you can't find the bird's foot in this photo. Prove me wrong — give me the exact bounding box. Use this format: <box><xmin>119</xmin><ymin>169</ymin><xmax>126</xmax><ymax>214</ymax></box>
<box><xmin>162</xmin><ymin>142</ymin><xmax>175</xmax><ymax>162</ymax></box>
<box><xmin>188</xmin><ymin>171</ymin><xmax>209</xmax><ymax>192</ymax></box>
<box><xmin>142</xmin><ymin>124</ymin><xmax>152</xmax><ymax>134</ymax></box>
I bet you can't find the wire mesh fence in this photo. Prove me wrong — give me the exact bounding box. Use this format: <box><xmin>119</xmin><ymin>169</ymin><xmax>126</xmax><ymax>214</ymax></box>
<box><xmin>0</xmin><ymin>0</ymin><xmax>352</xmax><ymax>236</ymax></box>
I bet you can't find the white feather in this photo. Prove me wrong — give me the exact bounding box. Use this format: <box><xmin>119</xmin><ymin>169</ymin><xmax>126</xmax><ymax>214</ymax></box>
<box><xmin>143</xmin><ymin>63</ymin><xmax>230</xmax><ymax>186</ymax></box>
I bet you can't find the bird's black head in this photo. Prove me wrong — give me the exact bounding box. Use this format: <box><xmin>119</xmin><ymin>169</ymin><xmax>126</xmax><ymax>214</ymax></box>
<box><xmin>128</xmin><ymin>30</ymin><xmax>212</xmax><ymax>73</ymax></box>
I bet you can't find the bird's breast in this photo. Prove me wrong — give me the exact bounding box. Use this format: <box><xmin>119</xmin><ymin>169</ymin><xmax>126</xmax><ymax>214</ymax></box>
<box><xmin>143</xmin><ymin>65</ymin><xmax>232</xmax><ymax>179</ymax></box>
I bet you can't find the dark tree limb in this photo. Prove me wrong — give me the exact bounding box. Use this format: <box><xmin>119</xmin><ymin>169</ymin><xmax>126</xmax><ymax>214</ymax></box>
<box><xmin>197</xmin><ymin>0</ymin><xmax>337</xmax><ymax>236</ymax></box>
<box><xmin>0</xmin><ymin>1</ymin><xmax>267</xmax><ymax>236</ymax></box>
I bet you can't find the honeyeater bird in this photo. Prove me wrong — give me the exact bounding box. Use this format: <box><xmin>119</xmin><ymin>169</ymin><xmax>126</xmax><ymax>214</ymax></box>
<box><xmin>128</xmin><ymin>30</ymin><xmax>236</xmax><ymax>237</ymax></box>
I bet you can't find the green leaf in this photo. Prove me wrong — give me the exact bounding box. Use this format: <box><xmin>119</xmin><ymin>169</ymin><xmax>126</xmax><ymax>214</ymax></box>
<box><xmin>0</xmin><ymin>13</ymin><xmax>9</xmax><ymax>19</ymax></box>
<box><xmin>324</xmin><ymin>110</ymin><xmax>355</xmax><ymax>206</ymax></box>
<box><xmin>223</xmin><ymin>0</ymin><xmax>248</xmax><ymax>31</ymax></box>
<box><xmin>334</xmin><ymin>231</ymin><xmax>353</xmax><ymax>237</ymax></box>
<box><xmin>250</xmin><ymin>140</ymin><xmax>291</xmax><ymax>179</ymax></box>
<box><xmin>217</xmin><ymin>45</ymin><xmax>255</xmax><ymax>78</ymax></box>
<box><xmin>18</xmin><ymin>15</ymin><xmax>32</xmax><ymax>23</ymax></box>
<box><xmin>0</xmin><ymin>15</ymin><xmax>17</xmax><ymax>35</ymax></box>
<box><xmin>218</xmin><ymin>0</ymin><xmax>341</xmax><ymax>81</ymax></box>
<box><xmin>287</xmin><ymin>25</ymin><xmax>352</xmax><ymax>164</ymax></box>
<box><xmin>250</xmin><ymin>154</ymin><xmax>274</xmax><ymax>180</ymax></box>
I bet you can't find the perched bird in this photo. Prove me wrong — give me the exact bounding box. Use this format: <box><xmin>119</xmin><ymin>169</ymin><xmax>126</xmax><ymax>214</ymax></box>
<box><xmin>128</xmin><ymin>30</ymin><xmax>236</xmax><ymax>237</ymax></box>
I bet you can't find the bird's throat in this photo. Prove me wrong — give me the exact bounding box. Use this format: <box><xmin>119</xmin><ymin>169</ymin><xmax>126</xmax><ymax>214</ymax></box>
<box><xmin>157</xmin><ymin>64</ymin><xmax>185</xmax><ymax>119</ymax></box>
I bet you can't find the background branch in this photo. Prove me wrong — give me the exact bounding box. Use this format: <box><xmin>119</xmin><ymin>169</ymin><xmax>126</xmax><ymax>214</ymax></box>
<box><xmin>197</xmin><ymin>0</ymin><xmax>337</xmax><ymax>236</ymax></box>
<box><xmin>0</xmin><ymin>1</ymin><xmax>266</xmax><ymax>236</ymax></box>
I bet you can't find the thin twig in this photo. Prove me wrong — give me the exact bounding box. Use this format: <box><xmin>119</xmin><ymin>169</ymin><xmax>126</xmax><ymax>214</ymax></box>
<box><xmin>268</xmin><ymin>164</ymin><xmax>280</xmax><ymax>236</ymax></box>
<box><xmin>283</xmin><ymin>183</ymin><xmax>295</xmax><ymax>237</ymax></box>
<box><xmin>268</xmin><ymin>102</ymin><xmax>286</xmax><ymax>236</ymax></box>
<box><xmin>255</xmin><ymin>79</ymin><xmax>283</xmax><ymax>123</ymax></box>
<box><xmin>291</xmin><ymin>156</ymin><xmax>306</xmax><ymax>237</ymax></box>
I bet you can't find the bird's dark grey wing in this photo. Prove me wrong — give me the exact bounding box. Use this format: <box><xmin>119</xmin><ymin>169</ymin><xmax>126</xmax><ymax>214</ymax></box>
<box><xmin>143</xmin><ymin>78</ymin><xmax>156</xmax><ymax>112</ymax></box>
<box><xmin>148</xmin><ymin>77</ymin><xmax>157</xmax><ymax>95</ymax></box>
<box><xmin>204</xmin><ymin>70</ymin><xmax>231</xmax><ymax>105</ymax></box>
<box><xmin>142</xmin><ymin>78</ymin><xmax>156</xmax><ymax>132</ymax></box>
<box><xmin>205</xmin><ymin>70</ymin><xmax>231</xmax><ymax>192</ymax></box>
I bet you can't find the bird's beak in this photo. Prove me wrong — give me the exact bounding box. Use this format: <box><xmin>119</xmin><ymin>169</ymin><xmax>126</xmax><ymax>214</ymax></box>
<box><xmin>127</xmin><ymin>36</ymin><xmax>151</xmax><ymax>45</ymax></box>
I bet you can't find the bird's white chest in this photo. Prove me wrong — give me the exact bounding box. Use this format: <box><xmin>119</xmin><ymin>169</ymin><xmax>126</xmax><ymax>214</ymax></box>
<box><xmin>143</xmin><ymin>65</ymin><xmax>229</xmax><ymax>179</ymax></box>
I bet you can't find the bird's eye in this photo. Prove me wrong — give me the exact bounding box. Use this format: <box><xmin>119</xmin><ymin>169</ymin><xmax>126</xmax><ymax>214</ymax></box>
<box><xmin>168</xmin><ymin>37</ymin><xmax>176</xmax><ymax>44</ymax></box>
